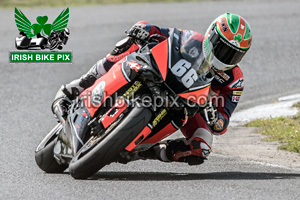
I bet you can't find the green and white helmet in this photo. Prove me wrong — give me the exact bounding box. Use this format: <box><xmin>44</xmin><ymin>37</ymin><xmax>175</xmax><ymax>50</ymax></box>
<box><xmin>203</xmin><ymin>13</ymin><xmax>252</xmax><ymax>70</ymax></box>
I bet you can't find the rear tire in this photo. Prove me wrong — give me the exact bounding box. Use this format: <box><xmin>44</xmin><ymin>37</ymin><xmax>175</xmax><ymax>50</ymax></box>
<box><xmin>69</xmin><ymin>106</ymin><xmax>152</xmax><ymax>179</ymax></box>
<box><xmin>35</xmin><ymin>124</ymin><xmax>67</xmax><ymax>173</ymax></box>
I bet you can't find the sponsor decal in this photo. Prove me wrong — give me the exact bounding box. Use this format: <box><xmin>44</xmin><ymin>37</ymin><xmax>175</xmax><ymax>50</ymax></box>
<box><xmin>91</xmin><ymin>81</ymin><xmax>105</xmax><ymax>106</ymax></box>
<box><xmin>232</xmin><ymin>95</ymin><xmax>241</xmax><ymax>102</ymax></box>
<box><xmin>230</xmin><ymin>78</ymin><xmax>244</xmax><ymax>89</ymax></box>
<box><xmin>233</xmin><ymin>90</ymin><xmax>243</xmax><ymax>95</ymax></box>
<box><xmin>214</xmin><ymin>119</ymin><xmax>224</xmax><ymax>131</ymax></box>
<box><xmin>122</xmin><ymin>81</ymin><xmax>142</xmax><ymax>99</ymax></box>
<box><xmin>11</xmin><ymin>7</ymin><xmax>71</xmax><ymax>63</ymax></box>
<box><xmin>152</xmin><ymin>108</ymin><xmax>167</xmax><ymax>128</ymax></box>
<box><xmin>214</xmin><ymin>75</ymin><xmax>225</xmax><ymax>84</ymax></box>
<box><xmin>126</xmin><ymin>60</ymin><xmax>142</xmax><ymax>72</ymax></box>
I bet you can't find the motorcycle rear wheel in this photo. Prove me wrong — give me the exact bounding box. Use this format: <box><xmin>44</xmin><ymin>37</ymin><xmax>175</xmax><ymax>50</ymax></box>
<box><xmin>69</xmin><ymin>106</ymin><xmax>152</xmax><ymax>179</ymax></box>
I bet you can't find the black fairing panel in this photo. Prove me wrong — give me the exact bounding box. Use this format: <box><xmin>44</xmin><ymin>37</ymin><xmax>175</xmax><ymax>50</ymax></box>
<box><xmin>164</xmin><ymin>28</ymin><xmax>211</xmax><ymax>94</ymax></box>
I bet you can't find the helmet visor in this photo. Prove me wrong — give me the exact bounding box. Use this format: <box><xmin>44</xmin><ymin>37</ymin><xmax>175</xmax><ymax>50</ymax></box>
<box><xmin>208</xmin><ymin>26</ymin><xmax>248</xmax><ymax>65</ymax></box>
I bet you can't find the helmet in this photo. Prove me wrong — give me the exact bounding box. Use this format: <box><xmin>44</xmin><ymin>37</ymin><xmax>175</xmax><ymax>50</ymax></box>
<box><xmin>203</xmin><ymin>13</ymin><xmax>252</xmax><ymax>71</ymax></box>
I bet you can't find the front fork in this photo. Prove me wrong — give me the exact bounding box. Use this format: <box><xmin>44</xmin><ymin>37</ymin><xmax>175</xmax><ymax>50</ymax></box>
<box><xmin>54</xmin><ymin>102</ymin><xmax>91</xmax><ymax>165</ymax></box>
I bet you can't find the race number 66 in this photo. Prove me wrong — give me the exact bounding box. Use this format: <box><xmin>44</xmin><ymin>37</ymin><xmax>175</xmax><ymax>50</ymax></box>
<box><xmin>171</xmin><ymin>59</ymin><xmax>197</xmax><ymax>88</ymax></box>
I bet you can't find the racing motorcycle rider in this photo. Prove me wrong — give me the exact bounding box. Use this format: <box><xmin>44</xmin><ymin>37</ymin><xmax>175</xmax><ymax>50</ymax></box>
<box><xmin>52</xmin><ymin>13</ymin><xmax>252</xmax><ymax>165</ymax></box>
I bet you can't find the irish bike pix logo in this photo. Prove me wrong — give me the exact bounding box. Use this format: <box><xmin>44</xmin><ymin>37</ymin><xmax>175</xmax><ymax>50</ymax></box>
<box><xmin>10</xmin><ymin>8</ymin><xmax>72</xmax><ymax>63</ymax></box>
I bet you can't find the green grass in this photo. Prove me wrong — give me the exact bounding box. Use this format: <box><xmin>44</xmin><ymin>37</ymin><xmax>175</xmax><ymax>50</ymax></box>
<box><xmin>0</xmin><ymin>0</ymin><xmax>206</xmax><ymax>8</ymax></box>
<box><xmin>245</xmin><ymin>102</ymin><xmax>300</xmax><ymax>153</ymax></box>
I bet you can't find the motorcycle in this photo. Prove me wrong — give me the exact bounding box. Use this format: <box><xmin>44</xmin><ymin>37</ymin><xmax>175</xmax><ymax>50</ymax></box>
<box><xmin>35</xmin><ymin>28</ymin><xmax>213</xmax><ymax>179</ymax></box>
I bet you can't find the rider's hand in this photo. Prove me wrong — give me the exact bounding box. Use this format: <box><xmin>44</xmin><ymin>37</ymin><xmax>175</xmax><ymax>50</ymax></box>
<box><xmin>203</xmin><ymin>101</ymin><xmax>218</xmax><ymax>126</ymax></box>
<box><xmin>127</xmin><ymin>23</ymin><xmax>150</xmax><ymax>43</ymax></box>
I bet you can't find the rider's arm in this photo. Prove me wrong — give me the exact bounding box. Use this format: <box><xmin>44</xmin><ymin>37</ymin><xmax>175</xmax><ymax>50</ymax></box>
<box><xmin>209</xmin><ymin>66</ymin><xmax>244</xmax><ymax>135</ymax></box>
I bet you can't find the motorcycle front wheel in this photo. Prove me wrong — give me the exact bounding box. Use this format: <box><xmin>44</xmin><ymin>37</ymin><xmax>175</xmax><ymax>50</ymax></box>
<box><xmin>35</xmin><ymin>123</ymin><xmax>67</xmax><ymax>173</ymax></box>
<box><xmin>69</xmin><ymin>106</ymin><xmax>152</xmax><ymax>179</ymax></box>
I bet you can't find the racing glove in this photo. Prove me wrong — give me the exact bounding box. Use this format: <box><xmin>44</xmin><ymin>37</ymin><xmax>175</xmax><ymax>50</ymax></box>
<box><xmin>127</xmin><ymin>23</ymin><xmax>150</xmax><ymax>44</ymax></box>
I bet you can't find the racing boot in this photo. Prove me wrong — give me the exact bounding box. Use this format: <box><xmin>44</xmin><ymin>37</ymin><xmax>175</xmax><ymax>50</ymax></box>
<box><xmin>117</xmin><ymin>139</ymin><xmax>205</xmax><ymax>165</ymax></box>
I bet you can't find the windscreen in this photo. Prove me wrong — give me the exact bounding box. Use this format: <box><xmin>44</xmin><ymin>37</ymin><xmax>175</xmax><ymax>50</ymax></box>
<box><xmin>180</xmin><ymin>30</ymin><xmax>213</xmax><ymax>76</ymax></box>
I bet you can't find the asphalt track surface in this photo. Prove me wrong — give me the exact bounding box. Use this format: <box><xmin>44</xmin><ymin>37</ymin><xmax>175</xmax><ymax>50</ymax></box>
<box><xmin>1</xmin><ymin>0</ymin><xmax>300</xmax><ymax>199</ymax></box>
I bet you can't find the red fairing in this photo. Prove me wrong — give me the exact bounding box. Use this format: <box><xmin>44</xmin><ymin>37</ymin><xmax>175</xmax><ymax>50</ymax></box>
<box><xmin>178</xmin><ymin>85</ymin><xmax>210</xmax><ymax>106</ymax></box>
<box><xmin>141</xmin><ymin>122</ymin><xmax>177</xmax><ymax>144</ymax></box>
<box><xmin>80</xmin><ymin>59</ymin><xmax>128</xmax><ymax>117</ymax></box>
<box><xmin>151</xmin><ymin>39</ymin><xmax>169</xmax><ymax>81</ymax></box>
<box><xmin>125</xmin><ymin>126</ymin><xmax>152</xmax><ymax>151</ymax></box>
<box><xmin>101</xmin><ymin>98</ymin><xmax>128</xmax><ymax>129</ymax></box>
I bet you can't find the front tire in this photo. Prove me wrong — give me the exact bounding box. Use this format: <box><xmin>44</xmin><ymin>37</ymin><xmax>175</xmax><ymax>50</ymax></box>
<box><xmin>69</xmin><ymin>106</ymin><xmax>152</xmax><ymax>179</ymax></box>
<box><xmin>35</xmin><ymin>124</ymin><xmax>67</xmax><ymax>173</ymax></box>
